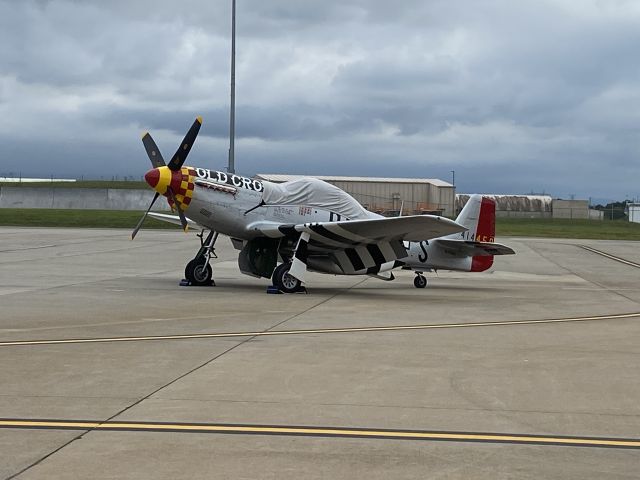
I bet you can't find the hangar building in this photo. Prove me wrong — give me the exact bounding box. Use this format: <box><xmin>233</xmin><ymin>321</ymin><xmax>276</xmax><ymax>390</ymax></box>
<box><xmin>456</xmin><ymin>194</ymin><xmax>553</xmax><ymax>218</ymax></box>
<box><xmin>457</xmin><ymin>195</ymin><xmax>598</xmax><ymax>220</ymax></box>
<box><xmin>255</xmin><ymin>174</ymin><xmax>456</xmax><ymax>217</ymax></box>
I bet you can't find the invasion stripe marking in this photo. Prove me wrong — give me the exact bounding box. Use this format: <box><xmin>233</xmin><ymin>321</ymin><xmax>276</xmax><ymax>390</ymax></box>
<box><xmin>330</xmin><ymin>224</ymin><xmax>370</xmax><ymax>243</ymax></box>
<box><xmin>355</xmin><ymin>246</ymin><xmax>376</xmax><ymax>269</ymax></box>
<box><xmin>391</xmin><ymin>240</ymin><xmax>409</xmax><ymax>258</ymax></box>
<box><xmin>308</xmin><ymin>225</ymin><xmax>359</xmax><ymax>246</ymax></box>
<box><xmin>0</xmin><ymin>419</ymin><xmax>638</xmax><ymax>449</ymax></box>
<box><xmin>0</xmin><ymin>313</ymin><xmax>638</xmax><ymax>347</ymax></box>
<box><xmin>308</xmin><ymin>239</ymin><xmax>341</xmax><ymax>251</ymax></box>
<box><xmin>345</xmin><ymin>248</ymin><xmax>365</xmax><ymax>271</ymax></box>
<box><xmin>367</xmin><ymin>244</ymin><xmax>387</xmax><ymax>265</ymax></box>
<box><xmin>579</xmin><ymin>245</ymin><xmax>640</xmax><ymax>269</ymax></box>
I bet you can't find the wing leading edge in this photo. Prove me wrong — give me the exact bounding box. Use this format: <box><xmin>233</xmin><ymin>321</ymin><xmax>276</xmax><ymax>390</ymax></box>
<box><xmin>251</xmin><ymin>214</ymin><xmax>466</xmax><ymax>247</ymax></box>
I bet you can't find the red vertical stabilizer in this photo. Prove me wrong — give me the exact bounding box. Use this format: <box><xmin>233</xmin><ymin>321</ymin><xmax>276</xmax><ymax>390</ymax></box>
<box><xmin>470</xmin><ymin>197</ymin><xmax>496</xmax><ymax>272</ymax></box>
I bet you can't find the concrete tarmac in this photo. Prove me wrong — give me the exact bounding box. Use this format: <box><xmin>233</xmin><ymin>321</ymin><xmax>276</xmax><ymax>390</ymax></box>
<box><xmin>0</xmin><ymin>227</ymin><xmax>639</xmax><ymax>479</ymax></box>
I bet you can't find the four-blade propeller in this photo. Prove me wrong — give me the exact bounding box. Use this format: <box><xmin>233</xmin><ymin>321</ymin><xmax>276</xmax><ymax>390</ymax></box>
<box><xmin>131</xmin><ymin>117</ymin><xmax>202</xmax><ymax>239</ymax></box>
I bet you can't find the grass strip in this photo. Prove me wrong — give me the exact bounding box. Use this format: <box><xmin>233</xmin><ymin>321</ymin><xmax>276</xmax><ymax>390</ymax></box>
<box><xmin>0</xmin><ymin>181</ymin><xmax>147</xmax><ymax>189</ymax></box>
<box><xmin>1</xmin><ymin>209</ymin><xmax>639</xmax><ymax>240</ymax></box>
<box><xmin>496</xmin><ymin>218</ymin><xmax>640</xmax><ymax>240</ymax></box>
<box><xmin>0</xmin><ymin>209</ymin><xmax>179</xmax><ymax>229</ymax></box>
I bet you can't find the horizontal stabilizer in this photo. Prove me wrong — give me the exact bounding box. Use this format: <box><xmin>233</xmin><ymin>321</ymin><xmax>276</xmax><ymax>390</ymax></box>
<box><xmin>435</xmin><ymin>239</ymin><xmax>515</xmax><ymax>257</ymax></box>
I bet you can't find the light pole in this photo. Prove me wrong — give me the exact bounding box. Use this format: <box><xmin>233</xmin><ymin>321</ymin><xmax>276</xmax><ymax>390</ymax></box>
<box><xmin>228</xmin><ymin>0</ymin><xmax>236</xmax><ymax>174</ymax></box>
<box><xmin>451</xmin><ymin>170</ymin><xmax>455</xmax><ymax>187</ymax></box>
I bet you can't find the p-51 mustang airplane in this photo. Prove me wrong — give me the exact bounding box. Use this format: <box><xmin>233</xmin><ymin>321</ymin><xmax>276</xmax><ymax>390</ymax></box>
<box><xmin>132</xmin><ymin>117</ymin><xmax>515</xmax><ymax>292</ymax></box>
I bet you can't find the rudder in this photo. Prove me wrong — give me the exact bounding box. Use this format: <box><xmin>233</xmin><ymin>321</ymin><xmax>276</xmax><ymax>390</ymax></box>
<box><xmin>455</xmin><ymin>195</ymin><xmax>496</xmax><ymax>272</ymax></box>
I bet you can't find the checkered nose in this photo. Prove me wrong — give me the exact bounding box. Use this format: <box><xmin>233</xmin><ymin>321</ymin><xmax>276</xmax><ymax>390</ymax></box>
<box><xmin>132</xmin><ymin>117</ymin><xmax>201</xmax><ymax>239</ymax></box>
<box><xmin>143</xmin><ymin>166</ymin><xmax>196</xmax><ymax>211</ymax></box>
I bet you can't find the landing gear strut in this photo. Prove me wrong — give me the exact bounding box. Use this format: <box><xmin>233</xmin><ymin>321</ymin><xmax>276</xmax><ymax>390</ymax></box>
<box><xmin>413</xmin><ymin>273</ymin><xmax>427</xmax><ymax>289</ymax></box>
<box><xmin>184</xmin><ymin>230</ymin><xmax>218</xmax><ymax>286</ymax></box>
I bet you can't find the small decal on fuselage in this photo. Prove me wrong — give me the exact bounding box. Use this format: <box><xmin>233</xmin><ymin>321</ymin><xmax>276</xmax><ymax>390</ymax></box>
<box><xmin>460</xmin><ymin>232</ymin><xmax>495</xmax><ymax>242</ymax></box>
<box><xmin>195</xmin><ymin>168</ymin><xmax>264</xmax><ymax>192</ymax></box>
<box><xmin>273</xmin><ymin>206</ymin><xmax>294</xmax><ymax>220</ymax></box>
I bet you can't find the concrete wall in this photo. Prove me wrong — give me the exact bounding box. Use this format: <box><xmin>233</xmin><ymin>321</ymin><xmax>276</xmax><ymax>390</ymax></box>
<box><xmin>552</xmin><ymin>199</ymin><xmax>589</xmax><ymax>219</ymax></box>
<box><xmin>0</xmin><ymin>187</ymin><xmax>169</xmax><ymax>211</ymax></box>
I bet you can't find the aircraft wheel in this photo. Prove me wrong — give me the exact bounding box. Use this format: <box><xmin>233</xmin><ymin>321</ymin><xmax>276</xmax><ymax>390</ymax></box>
<box><xmin>185</xmin><ymin>258</ymin><xmax>212</xmax><ymax>286</ymax></box>
<box><xmin>414</xmin><ymin>274</ymin><xmax>427</xmax><ymax>289</ymax></box>
<box><xmin>272</xmin><ymin>263</ymin><xmax>301</xmax><ymax>293</ymax></box>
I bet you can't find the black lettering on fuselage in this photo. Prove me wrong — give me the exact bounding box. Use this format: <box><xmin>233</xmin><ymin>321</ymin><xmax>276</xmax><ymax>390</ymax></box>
<box><xmin>418</xmin><ymin>241</ymin><xmax>429</xmax><ymax>262</ymax></box>
<box><xmin>195</xmin><ymin>168</ymin><xmax>263</xmax><ymax>192</ymax></box>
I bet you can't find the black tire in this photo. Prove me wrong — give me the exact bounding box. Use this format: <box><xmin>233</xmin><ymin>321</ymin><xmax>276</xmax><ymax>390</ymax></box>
<box><xmin>272</xmin><ymin>263</ymin><xmax>301</xmax><ymax>293</ymax></box>
<box><xmin>185</xmin><ymin>258</ymin><xmax>212</xmax><ymax>286</ymax></box>
<box><xmin>414</xmin><ymin>274</ymin><xmax>427</xmax><ymax>289</ymax></box>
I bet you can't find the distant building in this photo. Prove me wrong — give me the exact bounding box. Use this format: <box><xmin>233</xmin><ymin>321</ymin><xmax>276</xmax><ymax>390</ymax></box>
<box><xmin>589</xmin><ymin>209</ymin><xmax>604</xmax><ymax>221</ymax></box>
<box><xmin>255</xmin><ymin>174</ymin><xmax>456</xmax><ymax>217</ymax></box>
<box><xmin>629</xmin><ymin>203</ymin><xmax>640</xmax><ymax>223</ymax></box>
<box><xmin>456</xmin><ymin>194</ymin><xmax>553</xmax><ymax>218</ymax></box>
<box><xmin>552</xmin><ymin>199</ymin><xmax>589</xmax><ymax>219</ymax></box>
<box><xmin>457</xmin><ymin>195</ymin><xmax>598</xmax><ymax>220</ymax></box>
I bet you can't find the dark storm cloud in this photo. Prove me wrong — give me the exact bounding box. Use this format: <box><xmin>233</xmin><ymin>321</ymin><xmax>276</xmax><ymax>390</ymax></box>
<box><xmin>1</xmin><ymin>0</ymin><xmax>639</xmax><ymax>199</ymax></box>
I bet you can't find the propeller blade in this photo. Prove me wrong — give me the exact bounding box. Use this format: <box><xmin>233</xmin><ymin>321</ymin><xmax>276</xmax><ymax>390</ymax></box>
<box><xmin>141</xmin><ymin>132</ymin><xmax>166</xmax><ymax>168</ymax></box>
<box><xmin>131</xmin><ymin>192</ymin><xmax>160</xmax><ymax>240</ymax></box>
<box><xmin>167</xmin><ymin>116</ymin><xmax>202</xmax><ymax>171</ymax></box>
<box><xmin>167</xmin><ymin>187</ymin><xmax>189</xmax><ymax>232</ymax></box>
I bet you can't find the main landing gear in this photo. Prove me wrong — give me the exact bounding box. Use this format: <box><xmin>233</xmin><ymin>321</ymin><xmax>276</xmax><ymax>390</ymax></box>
<box><xmin>413</xmin><ymin>273</ymin><xmax>427</xmax><ymax>289</ymax></box>
<box><xmin>271</xmin><ymin>262</ymin><xmax>303</xmax><ymax>293</ymax></box>
<box><xmin>184</xmin><ymin>230</ymin><xmax>218</xmax><ymax>286</ymax></box>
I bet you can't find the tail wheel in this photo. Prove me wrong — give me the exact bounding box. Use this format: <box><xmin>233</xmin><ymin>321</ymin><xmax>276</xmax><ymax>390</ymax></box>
<box><xmin>414</xmin><ymin>274</ymin><xmax>427</xmax><ymax>289</ymax></box>
<box><xmin>185</xmin><ymin>258</ymin><xmax>212</xmax><ymax>286</ymax></box>
<box><xmin>272</xmin><ymin>263</ymin><xmax>301</xmax><ymax>293</ymax></box>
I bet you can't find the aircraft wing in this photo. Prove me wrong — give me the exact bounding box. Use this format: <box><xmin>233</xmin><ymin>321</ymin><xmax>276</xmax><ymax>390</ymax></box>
<box><xmin>250</xmin><ymin>216</ymin><xmax>465</xmax><ymax>280</ymax></box>
<box><xmin>435</xmin><ymin>239</ymin><xmax>515</xmax><ymax>257</ymax></box>
<box><xmin>252</xmin><ymin>215</ymin><xmax>466</xmax><ymax>246</ymax></box>
<box><xmin>147</xmin><ymin>212</ymin><xmax>201</xmax><ymax>229</ymax></box>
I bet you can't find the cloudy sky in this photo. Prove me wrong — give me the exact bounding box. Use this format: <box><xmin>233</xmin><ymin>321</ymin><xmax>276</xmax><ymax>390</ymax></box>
<box><xmin>1</xmin><ymin>0</ymin><xmax>639</xmax><ymax>200</ymax></box>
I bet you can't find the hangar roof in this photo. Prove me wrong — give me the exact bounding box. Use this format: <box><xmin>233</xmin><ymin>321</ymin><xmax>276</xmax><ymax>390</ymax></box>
<box><xmin>255</xmin><ymin>174</ymin><xmax>453</xmax><ymax>187</ymax></box>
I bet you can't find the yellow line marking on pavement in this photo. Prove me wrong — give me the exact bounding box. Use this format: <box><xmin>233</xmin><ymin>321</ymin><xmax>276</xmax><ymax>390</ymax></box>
<box><xmin>580</xmin><ymin>245</ymin><xmax>640</xmax><ymax>269</ymax></box>
<box><xmin>1</xmin><ymin>419</ymin><xmax>638</xmax><ymax>449</ymax></box>
<box><xmin>0</xmin><ymin>312</ymin><xmax>639</xmax><ymax>347</ymax></box>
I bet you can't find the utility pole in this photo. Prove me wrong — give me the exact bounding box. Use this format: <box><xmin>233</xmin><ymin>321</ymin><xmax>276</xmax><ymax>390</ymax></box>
<box><xmin>228</xmin><ymin>0</ymin><xmax>236</xmax><ymax>174</ymax></box>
